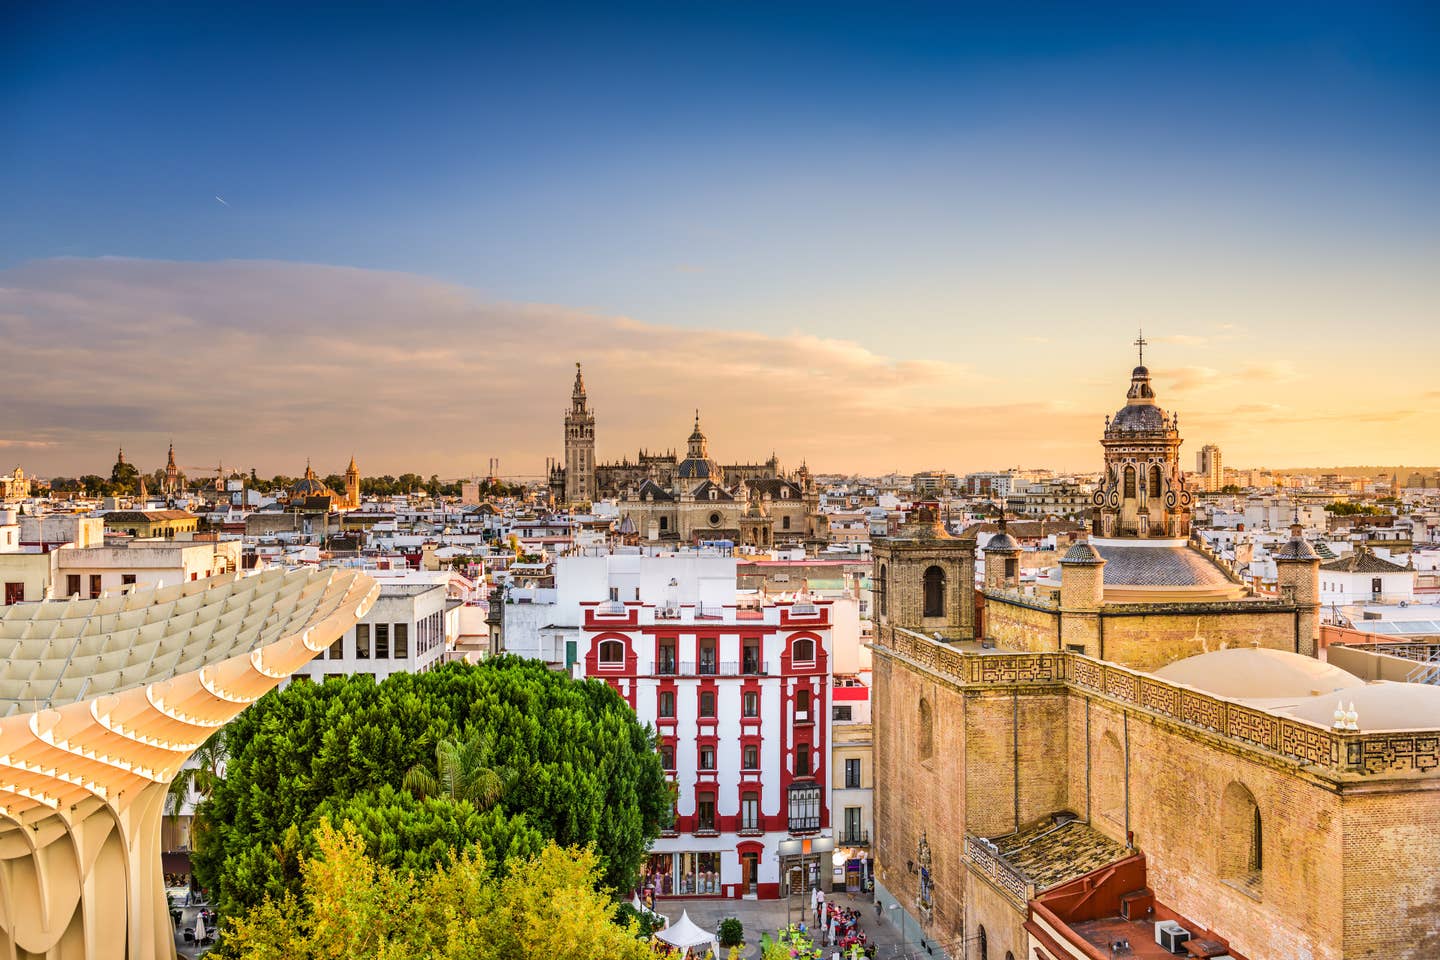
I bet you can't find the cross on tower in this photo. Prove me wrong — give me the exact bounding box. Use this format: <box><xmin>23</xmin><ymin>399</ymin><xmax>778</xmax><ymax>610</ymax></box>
<box><xmin>1134</xmin><ymin>329</ymin><xmax>1148</xmax><ymax>365</ymax></box>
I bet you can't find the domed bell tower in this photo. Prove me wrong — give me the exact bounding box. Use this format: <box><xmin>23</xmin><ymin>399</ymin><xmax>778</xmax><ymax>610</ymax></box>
<box><xmin>1090</xmin><ymin>333</ymin><xmax>1193</xmax><ymax>539</ymax></box>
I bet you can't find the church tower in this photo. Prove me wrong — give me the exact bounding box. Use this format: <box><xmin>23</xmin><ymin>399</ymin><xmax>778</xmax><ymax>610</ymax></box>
<box><xmin>564</xmin><ymin>363</ymin><xmax>596</xmax><ymax>505</ymax></box>
<box><xmin>164</xmin><ymin>442</ymin><xmax>179</xmax><ymax>498</ymax></box>
<box><xmin>1090</xmin><ymin>334</ymin><xmax>1194</xmax><ymax>539</ymax></box>
<box><xmin>344</xmin><ymin>455</ymin><xmax>361</xmax><ymax>509</ymax></box>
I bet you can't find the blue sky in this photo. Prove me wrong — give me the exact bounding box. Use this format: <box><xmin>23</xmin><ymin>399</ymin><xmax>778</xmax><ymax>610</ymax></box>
<box><xmin>2</xmin><ymin>2</ymin><xmax>1437</xmax><ymax>474</ymax></box>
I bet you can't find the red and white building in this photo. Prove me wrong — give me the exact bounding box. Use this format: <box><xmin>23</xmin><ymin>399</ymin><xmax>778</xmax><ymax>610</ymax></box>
<box><xmin>576</xmin><ymin>586</ymin><xmax>833</xmax><ymax>900</ymax></box>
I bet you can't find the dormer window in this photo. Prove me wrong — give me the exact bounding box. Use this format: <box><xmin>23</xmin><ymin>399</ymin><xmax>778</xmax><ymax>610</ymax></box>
<box><xmin>710</xmin><ymin>489</ymin><xmax>717</xmax><ymax>500</ymax></box>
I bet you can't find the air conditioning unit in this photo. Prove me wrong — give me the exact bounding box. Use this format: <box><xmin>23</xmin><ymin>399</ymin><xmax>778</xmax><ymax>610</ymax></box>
<box><xmin>1155</xmin><ymin>921</ymin><xmax>1190</xmax><ymax>954</ymax></box>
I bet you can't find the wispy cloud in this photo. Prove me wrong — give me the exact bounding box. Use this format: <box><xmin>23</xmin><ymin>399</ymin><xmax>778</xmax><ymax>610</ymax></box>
<box><xmin>2</xmin><ymin>258</ymin><xmax>1432</xmax><ymax>477</ymax></box>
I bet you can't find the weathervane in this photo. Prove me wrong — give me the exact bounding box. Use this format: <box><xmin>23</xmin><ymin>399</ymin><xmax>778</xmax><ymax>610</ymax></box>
<box><xmin>1134</xmin><ymin>328</ymin><xmax>1148</xmax><ymax>366</ymax></box>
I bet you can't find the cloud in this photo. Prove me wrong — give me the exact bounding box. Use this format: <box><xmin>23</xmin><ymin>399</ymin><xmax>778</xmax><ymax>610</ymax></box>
<box><xmin>0</xmin><ymin>258</ymin><xmax>1087</xmax><ymax>477</ymax></box>
<box><xmin>3</xmin><ymin>258</ymin><xmax>1432</xmax><ymax>478</ymax></box>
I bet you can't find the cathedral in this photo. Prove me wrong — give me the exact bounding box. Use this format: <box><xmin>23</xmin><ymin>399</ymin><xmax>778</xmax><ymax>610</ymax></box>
<box><xmin>870</xmin><ymin>345</ymin><xmax>1440</xmax><ymax>960</ymax></box>
<box><xmin>548</xmin><ymin>364</ymin><xmax>823</xmax><ymax>546</ymax></box>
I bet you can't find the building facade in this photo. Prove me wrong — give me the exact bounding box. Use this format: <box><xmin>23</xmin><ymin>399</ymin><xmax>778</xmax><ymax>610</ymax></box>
<box><xmin>294</xmin><ymin>576</ymin><xmax>451</xmax><ymax>683</ymax></box>
<box><xmin>569</xmin><ymin>585</ymin><xmax>833</xmax><ymax>900</ymax></box>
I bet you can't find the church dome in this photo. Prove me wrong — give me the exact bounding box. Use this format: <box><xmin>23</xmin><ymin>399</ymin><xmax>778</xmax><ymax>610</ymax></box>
<box><xmin>1153</xmin><ymin>648</ymin><xmax>1362</xmax><ymax>700</ymax></box>
<box><xmin>289</xmin><ymin>462</ymin><xmax>336</xmax><ymax>499</ymax></box>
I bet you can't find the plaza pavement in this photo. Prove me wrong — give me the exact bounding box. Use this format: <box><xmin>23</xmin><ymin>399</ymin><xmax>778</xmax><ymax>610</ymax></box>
<box><xmin>662</xmin><ymin>889</ymin><xmax>946</xmax><ymax>959</ymax></box>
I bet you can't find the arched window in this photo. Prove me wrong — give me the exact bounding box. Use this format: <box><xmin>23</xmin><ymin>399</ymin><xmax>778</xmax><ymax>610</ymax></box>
<box><xmin>1149</xmin><ymin>465</ymin><xmax>1162</xmax><ymax>498</ymax></box>
<box><xmin>1123</xmin><ymin>465</ymin><xmax>1137</xmax><ymax>499</ymax></box>
<box><xmin>792</xmin><ymin>636</ymin><xmax>815</xmax><ymax>663</ymax></box>
<box><xmin>978</xmin><ymin>925</ymin><xmax>987</xmax><ymax>960</ymax></box>
<box><xmin>918</xmin><ymin>698</ymin><xmax>934</xmax><ymax>762</ymax></box>
<box><xmin>1006</xmin><ymin>952</ymin><xmax>1015</xmax><ymax>960</ymax></box>
<box><xmin>923</xmin><ymin>565</ymin><xmax>946</xmax><ymax>618</ymax></box>
<box><xmin>877</xmin><ymin>563</ymin><xmax>888</xmax><ymax>617</ymax></box>
<box><xmin>597</xmin><ymin>639</ymin><xmax>625</xmax><ymax>667</ymax></box>
<box><xmin>1219</xmin><ymin>781</ymin><xmax>1263</xmax><ymax>895</ymax></box>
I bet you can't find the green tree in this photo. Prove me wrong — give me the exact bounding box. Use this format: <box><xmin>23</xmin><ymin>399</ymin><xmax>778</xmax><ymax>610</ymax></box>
<box><xmin>193</xmin><ymin>659</ymin><xmax>669</xmax><ymax>919</ymax></box>
<box><xmin>403</xmin><ymin>730</ymin><xmax>510</xmax><ymax>809</ymax></box>
<box><xmin>110</xmin><ymin>455</ymin><xmax>140</xmax><ymax>494</ymax></box>
<box><xmin>219</xmin><ymin>821</ymin><xmax>654</xmax><ymax>960</ymax></box>
<box><xmin>165</xmin><ymin>728</ymin><xmax>227</xmax><ymax>829</ymax></box>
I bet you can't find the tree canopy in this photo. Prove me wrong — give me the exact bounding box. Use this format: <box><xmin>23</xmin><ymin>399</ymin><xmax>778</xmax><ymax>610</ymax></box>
<box><xmin>219</xmin><ymin>821</ymin><xmax>656</xmax><ymax>960</ymax></box>
<box><xmin>193</xmin><ymin>658</ymin><xmax>670</xmax><ymax>919</ymax></box>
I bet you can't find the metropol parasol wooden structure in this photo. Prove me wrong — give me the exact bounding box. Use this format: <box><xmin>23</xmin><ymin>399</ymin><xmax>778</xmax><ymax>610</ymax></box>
<box><xmin>0</xmin><ymin>566</ymin><xmax>377</xmax><ymax>959</ymax></box>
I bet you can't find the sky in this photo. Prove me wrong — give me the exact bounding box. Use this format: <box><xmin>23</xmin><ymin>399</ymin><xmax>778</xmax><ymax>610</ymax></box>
<box><xmin>2</xmin><ymin>2</ymin><xmax>1437</xmax><ymax>478</ymax></box>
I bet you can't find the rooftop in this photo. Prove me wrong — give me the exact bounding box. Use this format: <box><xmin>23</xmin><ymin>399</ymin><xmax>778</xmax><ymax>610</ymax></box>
<box><xmin>981</xmin><ymin>817</ymin><xmax>1130</xmax><ymax>892</ymax></box>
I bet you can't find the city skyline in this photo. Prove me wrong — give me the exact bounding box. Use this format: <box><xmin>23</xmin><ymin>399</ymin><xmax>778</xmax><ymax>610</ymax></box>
<box><xmin>4</xmin><ymin>3</ymin><xmax>1437</xmax><ymax>475</ymax></box>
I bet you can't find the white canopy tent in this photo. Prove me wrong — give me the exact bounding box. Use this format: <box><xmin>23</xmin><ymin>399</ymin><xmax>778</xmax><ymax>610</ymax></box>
<box><xmin>655</xmin><ymin>909</ymin><xmax>718</xmax><ymax>957</ymax></box>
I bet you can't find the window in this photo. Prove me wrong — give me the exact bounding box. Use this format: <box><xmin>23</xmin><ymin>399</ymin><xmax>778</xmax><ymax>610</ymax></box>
<box><xmin>4</xmin><ymin>581</ymin><xmax>23</xmax><ymax>605</ymax></box>
<box><xmin>66</xmin><ymin>575</ymin><xmax>81</xmax><ymax>597</ymax></box>
<box><xmin>598</xmin><ymin>639</ymin><xmax>625</xmax><ymax>666</ymax></box>
<box><xmin>699</xmin><ymin>745</ymin><xmax>716</xmax><ymax>770</ymax></box>
<box><xmin>658</xmin><ymin>640</ymin><xmax>677</xmax><ymax>674</ymax></box>
<box><xmin>699</xmin><ymin>690</ymin><xmax>716</xmax><ymax>718</ymax></box>
<box><xmin>696</xmin><ymin>796</ymin><xmax>716</xmax><ymax>832</ymax></box>
<box><xmin>792</xmin><ymin>636</ymin><xmax>815</xmax><ymax>664</ymax></box>
<box><xmin>742</xmin><ymin>691</ymin><xmax>759</xmax><ymax>718</ymax></box>
<box><xmin>833</xmin><ymin>704</ymin><xmax>852</xmax><ymax>721</ymax></box>
<box><xmin>393</xmin><ymin>623</ymin><xmax>408</xmax><ymax>658</ymax></box>
<box><xmin>608</xmin><ymin>586</ymin><xmax>619</xmax><ymax>601</ymax></box>
<box><xmin>1149</xmin><ymin>465</ymin><xmax>1162</xmax><ymax>498</ymax></box>
<box><xmin>919</xmin><ymin>698</ymin><xmax>934</xmax><ymax>761</ymax></box>
<box><xmin>845</xmin><ymin>758</ymin><xmax>861</xmax><ymax>788</ymax></box>
<box><xmin>355</xmin><ymin>623</ymin><xmax>371</xmax><ymax>659</ymax></box>
<box><xmin>89</xmin><ymin>574</ymin><xmax>102</xmax><ymax>598</ymax></box>
<box><xmin>121</xmin><ymin>574</ymin><xmax>136</xmax><ymax>587</ymax></box>
<box><xmin>375</xmin><ymin>623</ymin><xmax>390</xmax><ymax>659</ymax></box>
<box><xmin>877</xmin><ymin>563</ymin><xmax>888</xmax><ymax>617</ymax></box>
<box><xmin>699</xmin><ymin>639</ymin><xmax>717</xmax><ymax>675</ymax></box>
<box><xmin>1005</xmin><ymin>557</ymin><xmax>1018</xmax><ymax>581</ymax></box>
<box><xmin>1123</xmin><ymin>466</ymin><xmax>1136</xmax><ymax>499</ymax></box>
<box><xmin>782</xmin><ymin>515</ymin><xmax>791</xmax><ymax>530</ymax></box>
<box><xmin>742</xmin><ymin>639</ymin><xmax>761</xmax><ymax>674</ymax></box>
<box><xmin>923</xmin><ymin>565</ymin><xmax>945</xmax><ymax>617</ymax></box>
<box><xmin>658</xmin><ymin>690</ymin><xmax>676</xmax><ymax>718</ymax></box>
<box><xmin>329</xmin><ymin>636</ymin><xmax>344</xmax><ymax>659</ymax></box>
<box><xmin>741</xmin><ymin>793</ymin><xmax>759</xmax><ymax>831</ymax></box>
<box><xmin>1372</xmin><ymin>577</ymin><xmax>1383</xmax><ymax>595</ymax></box>
<box><xmin>795</xmin><ymin>688</ymin><xmax>811</xmax><ymax>719</ymax></box>
<box><xmin>795</xmin><ymin>743</ymin><xmax>811</xmax><ymax>776</ymax></box>
<box><xmin>660</xmin><ymin>744</ymin><xmax>675</xmax><ymax>770</ymax></box>
<box><xmin>743</xmin><ymin>745</ymin><xmax>759</xmax><ymax>770</ymax></box>
<box><xmin>978</xmin><ymin>926</ymin><xmax>987</xmax><ymax>960</ymax></box>
<box><xmin>787</xmin><ymin>781</ymin><xmax>821</xmax><ymax>832</ymax></box>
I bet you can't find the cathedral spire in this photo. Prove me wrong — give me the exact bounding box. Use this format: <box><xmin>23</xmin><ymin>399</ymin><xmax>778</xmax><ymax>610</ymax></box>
<box><xmin>573</xmin><ymin>362</ymin><xmax>586</xmax><ymax>398</ymax></box>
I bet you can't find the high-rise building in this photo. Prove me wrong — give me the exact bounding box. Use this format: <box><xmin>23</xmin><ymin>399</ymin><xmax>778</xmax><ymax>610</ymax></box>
<box><xmin>1196</xmin><ymin>443</ymin><xmax>1223</xmax><ymax>492</ymax></box>
<box><xmin>564</xmin><ymin>362</ymin><xmax>596</xmax><ymax>505</ymax></box>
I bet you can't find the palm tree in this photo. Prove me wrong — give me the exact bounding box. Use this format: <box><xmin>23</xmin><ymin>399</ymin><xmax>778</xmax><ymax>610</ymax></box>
<box><xmin>165</xmin><ymin>728</ymin><xmax>227</xmax><ymax>838</ymax></box>
<box><xmin>403</xmin><ymin>730</ymin><xmax>510</xmax><ymax>810</ymax></box>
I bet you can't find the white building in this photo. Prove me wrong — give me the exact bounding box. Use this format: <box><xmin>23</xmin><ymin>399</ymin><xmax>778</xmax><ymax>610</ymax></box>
<box><xmin>1319</xmin><ymin>549</ymin><xmax>1415</xmax><ymax>607</ymax></box>
<box><xmin>293</xmin><ymin>575</ymin><xmax>451</xmax><ymax>682</ymax></box>
<box><xmin>580</xmin><ymin>595</ymin><xmax>834</xmax><ymax>901</ymax></box>
<box><xmin>54</xmin><ymin>540</ymin><xmax>242</xmax><ymax>599</ymax></box>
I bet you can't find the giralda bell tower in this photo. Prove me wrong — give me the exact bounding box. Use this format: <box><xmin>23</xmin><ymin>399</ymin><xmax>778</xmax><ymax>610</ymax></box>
<box><xmin>564</xmin><ymin>362</ymin><xmax>596</xmax><ymax>505</ymax></box>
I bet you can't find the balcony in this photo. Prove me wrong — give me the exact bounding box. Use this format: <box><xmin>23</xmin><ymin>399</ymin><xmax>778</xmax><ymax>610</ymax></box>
<box><xmin>662</xmin><ymin>660</ymin><xmax>773</xmax><ymax>677</ymax></box>
<box><xmin>838</xmin><ymin>828</ymin><xmax>870</xmax><ymax>846</ymax></box>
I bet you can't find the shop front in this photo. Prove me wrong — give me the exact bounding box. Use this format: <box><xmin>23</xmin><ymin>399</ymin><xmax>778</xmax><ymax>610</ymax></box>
<box><xmin>641</xmin><ymin>851</ymin><xmax>724</xmax><ymax>897</ymax></box>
